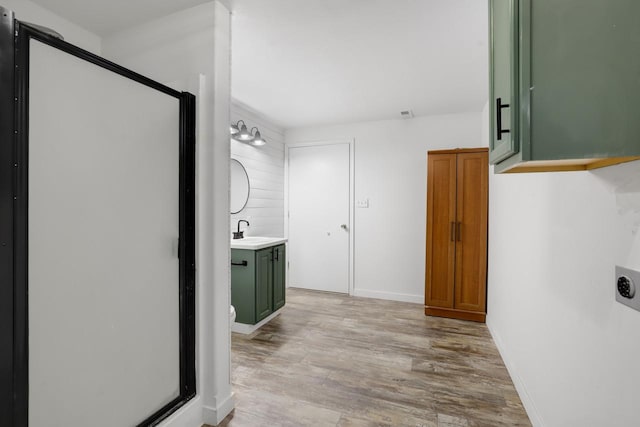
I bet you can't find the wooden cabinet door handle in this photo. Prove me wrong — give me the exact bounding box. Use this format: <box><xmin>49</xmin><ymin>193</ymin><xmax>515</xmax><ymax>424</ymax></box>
<box><xmin>450</xmin><ymin>222</ymin><xmax>455</xmax><ymax>242</ymax></box>
<box><xmin>456</xmin><ymin>222</ymin><xmax>462</xmax><ymax>241</ymax></box>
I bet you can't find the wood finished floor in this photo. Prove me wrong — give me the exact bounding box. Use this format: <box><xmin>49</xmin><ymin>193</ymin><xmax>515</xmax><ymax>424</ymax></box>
<box><xmin>219</xmin><ymin>289</ymin><xmax>530</xmax><ymax>427</ymax></box>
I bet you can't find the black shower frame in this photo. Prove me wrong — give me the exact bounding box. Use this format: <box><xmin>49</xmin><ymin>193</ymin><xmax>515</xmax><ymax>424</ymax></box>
<box><xmin>0</xmin><ymin>9</ymin><xmax>197</xmax><ymax>427</ymax></box>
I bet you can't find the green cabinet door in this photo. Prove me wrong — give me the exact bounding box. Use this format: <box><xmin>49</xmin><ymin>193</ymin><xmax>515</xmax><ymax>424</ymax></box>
<box><xmin>255</xmin><ymin>247</ymin><xmax>274</xmax><ymax>322</ymax></box>
<box><xmin>489</xmin><ymin>0</ymin><xmax>519</xmax><ymax>165</ymax></box>
<box><xmin>526</xmin><ymin>0</ymin><xmax>640</xmax><ymax>162</ymax></box>
<box><xmin>231</xmin><ymin>249</ymin><xmax>256</xmax><ymax>324</ymax></box>
<box><xmin>272</xmin><ymin>244</ymin><xmax>286</xmax><ymax>311</ymax></box>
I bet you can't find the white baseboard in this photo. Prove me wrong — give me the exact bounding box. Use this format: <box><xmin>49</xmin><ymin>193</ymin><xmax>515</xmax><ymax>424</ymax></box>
<box><xmin>231</xmin><ymin>308</ymin><xmax>283</xmax><ymax>334</ymax></box>
<box><xmin>158</xmin><ymin>396</ymin><xmax>202</xmax><ymax>427</ymax></box>
<box><xmin>203</xmin><ymin>392</ymin><xmax>235</xmax><ymax>426</ymax></box>
<box><xmin>352</xmin><ymin>288</ymin><xmax>423</xmax><ymax>304</ymax></box>
<box><xmin>486</xmin><ymin>318</ymin><xmax>545</xmax><ymax>427</ymax></box>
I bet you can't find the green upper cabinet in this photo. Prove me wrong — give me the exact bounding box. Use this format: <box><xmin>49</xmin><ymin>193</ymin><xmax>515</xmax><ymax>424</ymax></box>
<box><xmin>489</xmin><ymin>0</ymin><xmax>640</xmax><ymax>173</ymax></box>
<box><xmin>489</xmin><ymin>0</ymin><xmax>519</xmax><ymax>164</ymax></box>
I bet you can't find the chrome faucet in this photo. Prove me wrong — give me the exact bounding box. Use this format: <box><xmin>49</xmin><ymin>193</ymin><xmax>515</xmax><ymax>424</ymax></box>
<box><xmin>233</xmin><ymin>220</ymin><xmax>250</xmax><ymax>240</ymax></box>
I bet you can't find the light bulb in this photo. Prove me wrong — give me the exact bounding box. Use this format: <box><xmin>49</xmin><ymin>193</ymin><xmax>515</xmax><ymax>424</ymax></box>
<box><xmin>237</xmin><ymin>124</ymin><xmax>253</xmax><ymax>140</ymax></box>
<box><xmin>251</xmin><ymin>130</ymin><xmax>266</xmax><ymax>146</ymax></box>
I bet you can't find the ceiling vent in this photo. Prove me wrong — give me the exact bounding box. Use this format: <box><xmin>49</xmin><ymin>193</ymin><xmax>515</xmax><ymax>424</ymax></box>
<box><xmin>400</xmin><ymin>109</ymin><xmax>414</xmax><ymax>119</ymax></box>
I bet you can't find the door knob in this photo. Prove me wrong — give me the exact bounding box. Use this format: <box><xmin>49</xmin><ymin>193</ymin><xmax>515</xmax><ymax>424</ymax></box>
<box><xmin>341</xmin><ymin>224</ymin><xmax>348</xmax><ymax>230</ymax></box>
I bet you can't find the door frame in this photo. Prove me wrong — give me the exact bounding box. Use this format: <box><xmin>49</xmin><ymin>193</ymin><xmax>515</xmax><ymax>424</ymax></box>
<box><xmin>0</xmin><ymin>13</ymin><xmax>196</xmax><ymax>426</ymax></box>
<box><xmin>284</xmin><ymin>139</ymin><xmax>355</xmax><ymax>296</ymax></box>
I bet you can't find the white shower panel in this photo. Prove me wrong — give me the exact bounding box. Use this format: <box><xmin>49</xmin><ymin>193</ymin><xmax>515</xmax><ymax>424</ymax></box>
<box><xmin>28</xmin><ymin>40</ymin><xmax>180</xmax><ymax>427</ymax></box>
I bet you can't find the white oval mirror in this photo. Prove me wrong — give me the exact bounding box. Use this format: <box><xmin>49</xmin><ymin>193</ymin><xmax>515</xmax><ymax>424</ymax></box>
<box><xmin>230</xmin><ymin>159</ymin><xmax>249</xmax><ymax>214</ymax></box>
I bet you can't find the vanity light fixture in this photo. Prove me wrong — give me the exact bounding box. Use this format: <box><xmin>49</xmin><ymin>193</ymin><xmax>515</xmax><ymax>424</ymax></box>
<box><xmin>229</xmin><ymin>120</ymin><xmax>267</xmax><ymax>146</ymax></box>
<box><xmin>230</xmin><ymin>120</ymin><xmax>243</xmax><ymax>135</ymax></box>
<box><xmin>236</xmin><ymin>122</ymin><xmax>253</xmax><ymax>141</ymax></box>
<box><xmin>250</xmin><ymin>128</ymin><xmax>266</xmax><ymax>146</ymax></box>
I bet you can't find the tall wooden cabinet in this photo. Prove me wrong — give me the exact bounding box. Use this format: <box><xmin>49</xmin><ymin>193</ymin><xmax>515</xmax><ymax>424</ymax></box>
<box><xmin>425</xmin><ymin>148</ymin><xmax>488</xmax><ymax>323</ymax></box>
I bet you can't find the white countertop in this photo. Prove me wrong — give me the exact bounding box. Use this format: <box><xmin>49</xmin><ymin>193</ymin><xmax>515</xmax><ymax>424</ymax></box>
<box><xmin>230</xmin><ymin>236</ymin><xmax>287</xmax><ymax>250</ymax></box>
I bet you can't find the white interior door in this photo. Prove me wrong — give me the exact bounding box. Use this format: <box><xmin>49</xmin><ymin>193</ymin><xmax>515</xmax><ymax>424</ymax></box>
<box><xmin>288</xmin><ymin>143</ymin><xmax>350</xmax><ymax>293</ymax></box>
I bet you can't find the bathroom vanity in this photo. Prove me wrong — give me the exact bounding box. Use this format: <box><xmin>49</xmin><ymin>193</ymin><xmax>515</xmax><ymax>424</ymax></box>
<box><xmin>231</xmin><ymin>237</ymin><xmax>287</xmax><ymax>334</ymax></box>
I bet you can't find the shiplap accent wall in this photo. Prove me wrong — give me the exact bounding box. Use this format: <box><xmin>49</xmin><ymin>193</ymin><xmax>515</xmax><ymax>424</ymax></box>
<box><xmin>230</xmin><ymin>102</ymin><xmax>285</xmax><ymax>237</ymax></box>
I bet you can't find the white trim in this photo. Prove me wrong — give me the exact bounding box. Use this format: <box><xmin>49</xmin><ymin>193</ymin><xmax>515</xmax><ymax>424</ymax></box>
<box><xmin>231</xmin><ymin>308</ymin><xmax>284</xmax><ymax>334</ymax></box>
<box><xmin>284</xmin><ymin>139</ymin><xmax>355</xmax><ymax>296</ymax></box>
<box><xmin>352</xmin><ymin>288</ymin><xmax>423</xmax><ymax>304</ymax></box>
<box><xmin>486</xmin><ymin>319</ymin><xmax>544</xmax><ymax>427</ymax></box>
<box><xmin>283</xmin><ymin>148</ymin><xmax>289</xmax><ymax>289</ymax></box>
<box><xmin>158</xmin><ymin>396</ymin><xmax>202</xmax><ymax>427</ymax></box>
<box><xmin>202</xmin><ymin>392</ymin><xmax>236</xmax><ymax>426</ymax></box>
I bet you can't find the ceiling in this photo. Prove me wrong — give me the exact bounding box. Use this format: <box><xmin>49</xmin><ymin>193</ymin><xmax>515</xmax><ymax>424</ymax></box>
<box><xmin>30</xmin><ymin>0</ymin><xmax>488</xmax><ymax>129</ymax></box>
<box><xmin>31</xmin><ymin>0</ymin><xmax>212</xmax><ymax>36</ymax></box>
<box><xmin>232</xmin><ymin>0</ymin><xmax>488</xmax><ymax>129</ymax></box>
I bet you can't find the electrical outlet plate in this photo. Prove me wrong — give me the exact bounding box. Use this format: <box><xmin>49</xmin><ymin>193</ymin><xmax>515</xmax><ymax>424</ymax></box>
<box><xmin>615</xmin><ymin>266</ymin><xmax>640</xmax><ymax>312</ymax></box>
<box><xmin>356</xmin><ymin>199</ymin><xmax>369</xmax><ymax>208</ymax></box>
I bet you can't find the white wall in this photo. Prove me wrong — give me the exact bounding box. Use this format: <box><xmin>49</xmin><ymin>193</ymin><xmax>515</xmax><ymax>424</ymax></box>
<box><xmin>103</xmin><ymin>3</ymin><xmax>234</xmax><ymax>426</ymax></box>
<box><xmin>2</xmin><ymin>0</ymin><xmax>101</xmax><ymax>53</ymax></box>
<box><xmin>102</xmin><ymin>3</ymin><xmax>216</xmax><ymax>87</ymax></box>
<box><xmin>286</xmin><ymin>112</ymin><xmax>484</xmax><ymax>303</ymax></box>
<box><xmin>230</xmin><ymin>102</ymin><xmax>285</xmax><ymax>237</ymax></box>
<box><xmin>486</xmin><ymin>125</ymin><xmax>640</xmax><ymax>423</ymax></box>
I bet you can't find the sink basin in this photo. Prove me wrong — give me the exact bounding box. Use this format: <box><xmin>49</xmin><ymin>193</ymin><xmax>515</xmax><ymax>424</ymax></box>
<box><xmin>230</xmin><ymin>236</ymin><xmax>287</xmax><ymax>250</ymax></box>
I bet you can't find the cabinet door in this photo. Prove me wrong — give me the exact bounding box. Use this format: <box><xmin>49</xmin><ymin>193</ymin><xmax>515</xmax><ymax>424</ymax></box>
<box><xmin>425</xmin><ymin>153</ymin><xmax>457</xmax><ymax>309</ymax></box>
<box><xmin>231</xmin><ymin>249</ymin><xmax>256</xmax><ymax>324</ymax></box>
<box><xmin>527</xmin><ymin>0</ymin><xmax>640</xmax><ymax>161</ymax></box>
<box><xmin>454</xmin><ymin>152</ymin><xmax>488</xmax><ymax>312</ymax></box>
<box><xmin>272</xmin><ymin>245</ymin><xmax>286</xmax><ymax>311</ymax></box>
<box><xmin>255</xmin><ymin>248</ymin><xmax>273</xmax><ymax>322</ymax></box>
<box><xmin>489</xmin><ymin>0</ymin><xmax>519</xmax><ymax>164</ymax></box>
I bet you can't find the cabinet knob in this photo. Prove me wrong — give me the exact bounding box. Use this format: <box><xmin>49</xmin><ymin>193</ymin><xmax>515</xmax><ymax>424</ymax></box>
<box><xmin>340</xmin><ymin>224</ymin><xmax>348</xmax><ymax>230</ymax></box>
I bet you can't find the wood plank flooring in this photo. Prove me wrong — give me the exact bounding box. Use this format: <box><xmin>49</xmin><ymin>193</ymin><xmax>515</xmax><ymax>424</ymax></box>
<box><xmin>219</xmin><ymin>289</ymin><xmax>530</xmax><ymax>427</ymax></box>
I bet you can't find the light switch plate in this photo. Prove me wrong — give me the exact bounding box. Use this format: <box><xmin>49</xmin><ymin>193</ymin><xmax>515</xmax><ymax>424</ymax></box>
<box><xmin>615</xmin><ymin>265</ymin><xmax>640</xmax><ymax>312</ymax></box>
<box><xmin>356</xmin><ymin>199</ymin><xmax>369</xmax><ymax>208</ymax></box>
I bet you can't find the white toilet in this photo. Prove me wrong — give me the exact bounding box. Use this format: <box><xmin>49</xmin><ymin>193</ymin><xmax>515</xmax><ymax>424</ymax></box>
<box><xmin>230</xmin><ymin>305</ymin><xmax>236</xmax><ymax>325</ymax></box>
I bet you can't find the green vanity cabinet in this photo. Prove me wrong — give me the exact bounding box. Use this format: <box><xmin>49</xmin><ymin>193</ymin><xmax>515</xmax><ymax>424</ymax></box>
<box><xmin>231</xmin><ymin>244</ymin><xmax>286</xmax><ymax>325</ymax></box>
<box><xmin>489</xmin><ymin>0</ymin><xmax>640</xmax><ymax>173</ymax></box>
